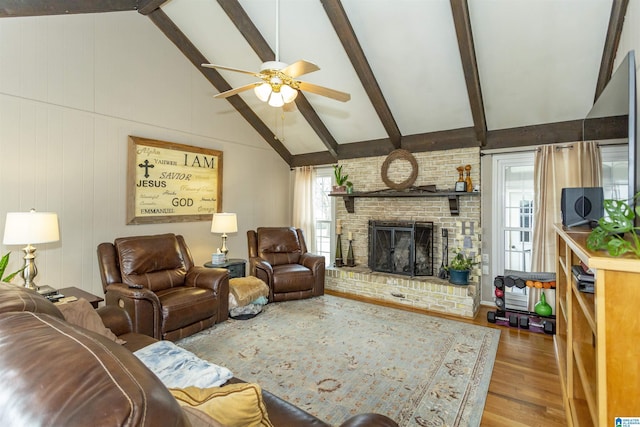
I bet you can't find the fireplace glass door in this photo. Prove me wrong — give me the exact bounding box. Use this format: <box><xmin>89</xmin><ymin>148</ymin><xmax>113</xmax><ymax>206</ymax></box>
<box><xmin>368</xmin><ymin>221</ymin><xmax>433</xmax><ymax>277</ymax></box>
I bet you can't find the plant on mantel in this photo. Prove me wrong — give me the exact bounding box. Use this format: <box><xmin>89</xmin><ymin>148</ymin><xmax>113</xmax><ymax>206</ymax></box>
<box><xmin>587</xmin><ymin>192</ymin><xmax>640</xmax><ymax>257</ymax></box>
<box><xmin>333</xmin><ymin>164</ymin><xmax>351</xmax><ymax>193</ymax></box>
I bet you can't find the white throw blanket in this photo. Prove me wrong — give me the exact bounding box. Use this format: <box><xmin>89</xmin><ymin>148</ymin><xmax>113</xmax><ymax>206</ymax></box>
<box><xmin>134</xmin><ymin>340</ymin><xmax>233</xmax><ymax>388</ymax></box>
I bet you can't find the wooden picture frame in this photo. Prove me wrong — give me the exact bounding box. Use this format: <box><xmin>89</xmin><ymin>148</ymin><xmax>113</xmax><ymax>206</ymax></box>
<box><xmin>127</xmin><ymin>136</ymin><xmax>223</xmax><ymax>224</ymax></box>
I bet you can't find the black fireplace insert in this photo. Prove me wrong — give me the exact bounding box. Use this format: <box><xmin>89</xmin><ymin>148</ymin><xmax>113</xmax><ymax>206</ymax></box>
<box><xmin>368</xmin><ymin>220</ymin><xmax>434</xmax><ymax>276</ymax></box>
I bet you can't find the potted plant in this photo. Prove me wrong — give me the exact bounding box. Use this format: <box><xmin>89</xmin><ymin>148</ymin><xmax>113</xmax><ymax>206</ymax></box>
<box><xmin>586</xmin><ymin>192</ymin><xmax>640</xmax><ymax>257</ymax></box>
<box><xmin>445</xmin><ymin>248</ymin><xmax>478</xmax><ymax>285</ymax></box>
<box><xmin>346</xmin><ymin>181</ymin><xmax>354</xmax><ymax>194</ymax></box>
<box><xmin>0</xmin><ymin>252</ymin><xmax>24</xmax><ymax>284</ymax></box>
<box><xmin>333</xmin><ymin>164</ymin><xmax>349</xmax><ymax>193</ymax></box>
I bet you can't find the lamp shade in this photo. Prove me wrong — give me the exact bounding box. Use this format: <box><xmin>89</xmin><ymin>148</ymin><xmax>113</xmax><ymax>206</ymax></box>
<box><xmin>268</xmin><ymin>92</ymin><xmax>285</xmax><ymax>107</ymax></box>
<box><xmin>254</xmin><ymin>83</ymin><xmax>272</xmax><ymax>102</ymax></box>
<box><xmin>211</xmin><ymin>213</ymin><xmax>238</xmax><ymax>234</ymax></box>
<box><xmin>3</xmin><ymin>210</ymin><xmax>60</xmax><ymax>245</ymax></box>
<box><xmin>280</xmin><ymin>84</ymin><xmax>298</xmax><ymax>103</ymax></box>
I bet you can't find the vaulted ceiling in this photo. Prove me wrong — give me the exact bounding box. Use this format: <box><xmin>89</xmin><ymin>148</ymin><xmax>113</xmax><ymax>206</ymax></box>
<box><xmin>0</xmin><ymin>0</ymin><xmax>630</xmax><ymax>167</ymax></box>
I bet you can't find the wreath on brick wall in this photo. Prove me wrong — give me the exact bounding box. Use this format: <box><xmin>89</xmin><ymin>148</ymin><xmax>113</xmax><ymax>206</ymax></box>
<box><xmin>381</xmin><ymin>149</ymin><xmax>418</xmax><ymax>190</ymax></box>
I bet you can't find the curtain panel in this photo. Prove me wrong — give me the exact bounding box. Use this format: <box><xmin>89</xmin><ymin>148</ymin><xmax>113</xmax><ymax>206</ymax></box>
<box><xmin>292</xmin><ymin>166</ymin><xmax>316</xmax><ymax>252</ymax></box>
<box><xmin>532</xmin><ymin>141</ymin><xmax>602</xmax><ymax>271</ymax></box>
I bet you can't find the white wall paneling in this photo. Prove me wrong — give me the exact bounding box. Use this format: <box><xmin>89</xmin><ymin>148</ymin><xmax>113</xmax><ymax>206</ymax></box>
<box><xmin>0</xmin><ymin>11</ymin><xmax>290</xmax><ymax>297</ymax></box>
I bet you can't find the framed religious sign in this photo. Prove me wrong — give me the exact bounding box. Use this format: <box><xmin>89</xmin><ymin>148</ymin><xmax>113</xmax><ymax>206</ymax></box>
<box><xmin>127</xmin><ymin>136</ymin><xmax>222</xmax><ymax>224</ymax></box>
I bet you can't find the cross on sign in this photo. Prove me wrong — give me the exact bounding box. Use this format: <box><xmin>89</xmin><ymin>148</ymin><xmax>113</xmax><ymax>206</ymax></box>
<box><xmin>138</xmin><ymin>159</ymin><xmax>154</xmax><ymax>178</ymax></box>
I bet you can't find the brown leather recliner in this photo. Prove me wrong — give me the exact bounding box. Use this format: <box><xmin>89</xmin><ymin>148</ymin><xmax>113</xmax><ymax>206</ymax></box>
<box><xmin>97</xmin><ymin>233</ymin><xmax>229</xmax><ymax>341</ymax></box>
<box><xmin>247</xmin><ymin>227</ymin><xmax>325</xmax><ymax>302</ymax></box>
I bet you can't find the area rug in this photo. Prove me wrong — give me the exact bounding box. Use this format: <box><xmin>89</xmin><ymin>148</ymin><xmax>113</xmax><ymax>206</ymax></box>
<box><xmin>177</xmin><ymin>295</ymin><xmax>500</xmax><ymax>426</ymax></box>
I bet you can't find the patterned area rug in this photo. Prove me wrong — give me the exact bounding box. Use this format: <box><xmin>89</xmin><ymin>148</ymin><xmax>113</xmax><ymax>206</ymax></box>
<box><xmin>177</xmin><ymin>295</ymin><xmax>500</xmax><ymax>427</ymax></box>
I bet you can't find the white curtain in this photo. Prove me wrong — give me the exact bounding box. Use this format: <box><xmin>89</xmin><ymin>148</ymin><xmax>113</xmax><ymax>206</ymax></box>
<box><xmin>532</xmin><ymin>141</ymin><xmax>602</xmax><ymax>271</ymax></box>
<box><xmin>292</xmin><ymin>166</ymin><xmax>316</xmax><ymax>252</ymax></box>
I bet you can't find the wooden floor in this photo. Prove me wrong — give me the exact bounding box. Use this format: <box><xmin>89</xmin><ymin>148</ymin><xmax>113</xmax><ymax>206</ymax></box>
<box><xmin>327</xmin><ymin>291</ymin><xmax>567</xmax><ymax>427</ymax></box>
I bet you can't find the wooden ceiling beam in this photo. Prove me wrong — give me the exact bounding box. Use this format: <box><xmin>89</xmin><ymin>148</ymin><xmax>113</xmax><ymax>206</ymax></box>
<box><xmin>450</xmin><ymin>0</ymin><xmax>487</xmax><ymax>147</ymax></box>
<box><xmin>146</xmin><ymin>8</ymin><xmax>292</xmax><ymax>165</ymax></box>
<box><xmin>217</xmin><ymin>0</ymin><xmax>339</xmax><ymax>160</ymax></box>
<box><xmin>484</xmin><ymin>120</ymin><xmax>584</xmax><ymax>150</ymax></box>
<box><xmin>292</xmin><ymin>128</ymin><xmax>479</xmax><ymax>166</ymax></box>
<box><xmin>137</xmin><ymin>0</ymin><xmax>167</xmax><ymax>16</ymax></box>
<box><xmin>320</xmin><ymin>0</ymin><xmax>402</xmax><ymax>150</ymax></box>
<box><xmin>295</xmin><ymin>116</ymin><xmax>627</xmax><ymax>166</ymax></box>
<box><xmin>594</xmin><ymin>0</ymin><xmax>629</xmax><ymax>102</ymax></box>
<box><xmin>0</xmin><ymin>0</ymin><xmax>137</xmax><ymax>17</ymax></box>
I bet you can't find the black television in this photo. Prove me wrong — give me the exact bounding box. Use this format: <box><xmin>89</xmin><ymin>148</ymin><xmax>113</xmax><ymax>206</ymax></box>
<box><xmin>583</xmin><ymin>50</ymin><xmax>637</xmax><ymax>226</ymax></box>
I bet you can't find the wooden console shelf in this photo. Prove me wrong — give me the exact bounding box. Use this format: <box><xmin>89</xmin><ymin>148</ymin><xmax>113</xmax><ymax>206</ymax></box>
<box><xmin>554</xmin><ymin>225</ymin><xmax>640</xmax><ymax>426</ymax></box>
<box><xmin>329</xmin><ymin>189</ymin><xmax>480</xmax><ymax>215</ymax></box>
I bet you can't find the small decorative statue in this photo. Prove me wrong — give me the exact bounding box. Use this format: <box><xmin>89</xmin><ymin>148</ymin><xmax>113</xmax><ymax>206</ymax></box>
<box><xmin>465</xmin><ymin>165</ymin><xmax>473</xmax><ymax>193</ymax></box>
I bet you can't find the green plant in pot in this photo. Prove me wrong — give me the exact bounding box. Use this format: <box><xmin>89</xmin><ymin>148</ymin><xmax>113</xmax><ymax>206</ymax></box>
<box><xmin>445</xmin><ymin>248</ymin><xmax>478</xmax><ymax>285</ymax></box>
<box><xmin>345</xmin><ymin>181</ymin><xmax>353</xmax><ymax>194</ymax></box>
<box><xmin>586</xmin><ymin>192</ymin><xmax>640</xmax><ymax>257</ymax></box>
<box><xmin>0</xmin><ymin>252</ymin><xmax>25</xmax><ymax>284</ymax></box>
<box><xmin>333</xmin><ymin>164</ymin><xmax>349</xmax><ymax>193</ymax></box>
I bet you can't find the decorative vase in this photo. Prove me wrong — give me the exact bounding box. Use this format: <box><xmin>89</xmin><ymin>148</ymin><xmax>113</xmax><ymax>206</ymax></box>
<box><xmin>534</xmin><ymin>291</ymin><xmax>553</xmax><ymax>317</ymax></box>
<box><xmin>448</xmin><ymin>268</ymin><xmax>470</xmax><ymax>285</ymax></box>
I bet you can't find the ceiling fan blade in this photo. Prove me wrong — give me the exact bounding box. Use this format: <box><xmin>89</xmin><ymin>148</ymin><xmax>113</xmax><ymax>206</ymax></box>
<box><xmin>202</xmin><ymin>63</ymin><xmax>260</xmax><ymax>77</ymax></box>
<box><xmin>297</xmin><ymin>81</ymin><xmax>351</xmax><ymax>102</ymax></box>
<box><xmin>213</xmin><ymin>82</ymin><xmax>259</xmax><ymax>99</ymax></box>
<box><xmin>281</xmin><ymin>60</ymin><xmax>320</xmax><ymax>78</ymax></box>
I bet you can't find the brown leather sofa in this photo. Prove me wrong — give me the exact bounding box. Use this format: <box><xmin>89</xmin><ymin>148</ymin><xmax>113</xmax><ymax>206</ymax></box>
<box><xmin>97</xmin><ymin>233</ymin><xmax>229</xmax><ymax>341</ymax></box>
<box><xmin>248</xmin><ymin>227</ymin><xmax>325</xmax><ymax>302</ymax></box>
<box><xmin>0</xmin><ymin>285</ymin><xmax>398</xmax><ymax>427</ymax></box>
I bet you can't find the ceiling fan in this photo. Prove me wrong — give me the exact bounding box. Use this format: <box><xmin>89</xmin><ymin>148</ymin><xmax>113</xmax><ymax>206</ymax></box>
<box><xmin>201</xmin><ymin>0</ymin><xmax>350</xmax><ymax>108</ymax></box>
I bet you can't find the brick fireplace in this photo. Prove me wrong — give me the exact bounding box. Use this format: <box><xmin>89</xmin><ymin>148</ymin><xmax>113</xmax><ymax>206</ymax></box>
<box><xmin>325</xmin><ymin>147</ymin><xmax>481</xmax><ymax>318</ymax></box>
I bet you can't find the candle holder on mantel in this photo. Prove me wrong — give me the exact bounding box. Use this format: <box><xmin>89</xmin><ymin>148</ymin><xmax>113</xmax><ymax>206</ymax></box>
<box><xmin>346</xmin><ymin>238</ymin><xmax>355</xmax><ymax>267</ymax></box>
<box><xmin>335</xmin><ymin>233</ymin><xmax>344</xmax><ymax>267</ymax></box>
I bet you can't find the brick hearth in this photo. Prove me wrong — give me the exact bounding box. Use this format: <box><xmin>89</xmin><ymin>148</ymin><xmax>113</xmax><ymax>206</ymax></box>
<box><xmin>325</xmin><ymin>266</ymin><xmax>479</xmax><ymax>318</ymax></box>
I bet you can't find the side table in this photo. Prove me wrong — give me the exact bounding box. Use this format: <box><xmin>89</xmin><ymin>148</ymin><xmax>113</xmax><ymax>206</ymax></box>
<box><xmin>57</xmin><ymin>287</ymin><xmax>104</xmax><ymax>309</ymax></box>
<box><xmin>204</xmin><ymin>258</ymin><xmax>246</xmax><ymax>279</ymax></box>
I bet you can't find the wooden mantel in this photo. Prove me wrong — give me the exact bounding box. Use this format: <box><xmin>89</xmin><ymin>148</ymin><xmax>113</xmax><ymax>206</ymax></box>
<box><xmin>329</xmin><ymin>188</ymin><xmax>480</xmax><ymax>215</ymax></box>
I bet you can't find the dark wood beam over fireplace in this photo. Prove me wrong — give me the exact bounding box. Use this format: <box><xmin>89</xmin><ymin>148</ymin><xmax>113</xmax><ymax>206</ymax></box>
<box><xmin>450</xmin><ymin>0</ymin><xmax>487</xmax><ymax>147</ymax></box>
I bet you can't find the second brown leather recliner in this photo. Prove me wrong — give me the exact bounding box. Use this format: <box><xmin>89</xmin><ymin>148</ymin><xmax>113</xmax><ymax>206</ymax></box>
<box><xmin>97</xmin><ymin>233</ymin><xmax>229</xmax><ymax>341</ymax></box>
<box><xmin>247</xmin><ymin>227</ymin><xmax>325</xmax><ymax>302</ymax></box>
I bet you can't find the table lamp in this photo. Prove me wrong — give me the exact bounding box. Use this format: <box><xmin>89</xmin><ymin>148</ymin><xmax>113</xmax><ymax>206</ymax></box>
<box><xmin>3</xmin><ymin>209</ymin><xmax>60</xmax><ymax>289</ymax></box>
<box><xmin>211</xmin><ymin>212</ymin><xmax>237</xmax><ymax>259</ymax></box>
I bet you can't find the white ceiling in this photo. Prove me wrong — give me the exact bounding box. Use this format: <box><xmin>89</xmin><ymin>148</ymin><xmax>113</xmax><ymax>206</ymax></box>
<box><xmin>159</xmin><ymin>0</ymin><xmax>614</xmax><ymax>160</ymax></box>
<box><xmin>2</xmin><ymin>0</ymin><xmax>620</xmax><ymax>164</ymax></box>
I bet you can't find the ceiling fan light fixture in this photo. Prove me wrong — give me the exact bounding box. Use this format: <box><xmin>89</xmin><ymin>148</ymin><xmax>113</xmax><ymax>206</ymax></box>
<box><xmin>254</xmin><ymin>82</ymin><xmax>272</xmax><ymax>102</ymax></box>
<box><xmin>280</xmin><ymin>84</ymin><xmax>298</xmax><ymax>103</ymax></box>
<box><xmin>268</xmin><ymin>92</ymin><xmax>285</xmax><ymax>107</ymax></box>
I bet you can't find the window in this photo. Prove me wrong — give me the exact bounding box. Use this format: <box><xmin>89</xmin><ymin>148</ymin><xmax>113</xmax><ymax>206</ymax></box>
<box><xmin>493</xmin><ymin>153</ymin><xmax>535</xmax><ymax>273</ymax></box>
<box><xmin>313</xmin><ymin>167</ymin><xmax>334</xmax><ymax>265</ymax></box>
